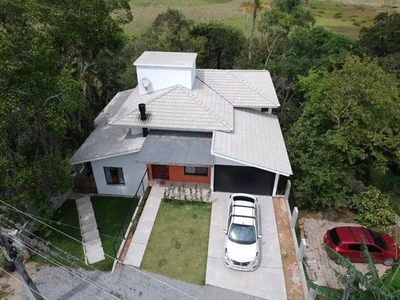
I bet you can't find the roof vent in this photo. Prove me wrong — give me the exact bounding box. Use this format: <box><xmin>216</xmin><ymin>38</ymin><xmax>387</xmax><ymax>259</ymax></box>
<box><xmin>138</xmin><ymin>103</ymin><xmax>147</xmax><ymax>121</ymax></box>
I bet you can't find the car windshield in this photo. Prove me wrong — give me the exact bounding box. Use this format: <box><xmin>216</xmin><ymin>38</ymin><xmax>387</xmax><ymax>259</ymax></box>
<box><xmin>368</xmin><ymin>230</ymin><xmax>388</xmax><ymax>250</ymax></box>
<box><xmin>228</xmin><ymin>224</ymin><xmax>256</xmax><ymax>245</ymax></box>
<box><xmin>329</xmin><ymin>228</ymin><xmax>342</xmax><ymax>245</ymax></box>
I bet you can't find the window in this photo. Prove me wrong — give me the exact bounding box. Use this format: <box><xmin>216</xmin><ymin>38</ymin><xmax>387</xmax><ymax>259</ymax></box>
<box><xmin>329</xmin><ymin>228</ymin><xmax>342</xmax><ymax>246</ymax></box>
<box><xmin>104</xmin><ymin>167</ymin><xmax>125</xmax><ymax>184</ymax></box>
<box><xmin>184</xmin><ymin>166</ymin><xmax>208</xmax><ymax>176</ymax></box>
<box><xmin>367</xmin><ymin>245</ymin><xmax>382</xmax><ymax>253</ymax></box>
<box><xmin>348</xmin><ymin>244</ymin><xmax>361</xmax><ymax>251</ymax></box>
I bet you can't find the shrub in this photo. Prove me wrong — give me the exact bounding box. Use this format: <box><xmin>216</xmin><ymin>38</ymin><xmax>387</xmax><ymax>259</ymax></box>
<box><xmin>333</xmin><ymin>12</ymin><xmax>342</xmax><ymax>19</ymax></box>
<box><xmin>353</xmin><ymin>21</ymin><xmax>361</xmax><ymax>26</ymax></box>
<box><xmin>349</xmin><ymin>187</ymin><xmax>396</xmax><ymax>227</ymax></box>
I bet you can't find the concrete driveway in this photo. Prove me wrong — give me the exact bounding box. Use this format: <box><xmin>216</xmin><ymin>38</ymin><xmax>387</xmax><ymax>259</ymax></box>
<box><xmin>206</xmin><ymin>192</ymin><xmax>287</xmax><ymax>300</ymax></box>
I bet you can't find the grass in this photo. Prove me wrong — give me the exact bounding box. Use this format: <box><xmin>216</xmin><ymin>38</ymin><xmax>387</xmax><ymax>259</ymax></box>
<box><xmin>141</xmin><ymin>199</ymin><xmax>211</xmax><ymax>285</ymax></box>
<box><xmin>33</xmin><ymin>196</ymin><xmax>138</xmax><ymax>271</ymax></box>
<box><xmin>90</xmin><ymin>196</ymin><xmax>139</xmax><ymax>270</ymax></box>
<box><xmin>122</xmin><ymin>0</ymin><xmax>399</xmax><ymax>40</ymax></box>
<box><xmin>308</xmin><ymin>0</ymin><xmax>398</xmax><ymax>39</ymax></box>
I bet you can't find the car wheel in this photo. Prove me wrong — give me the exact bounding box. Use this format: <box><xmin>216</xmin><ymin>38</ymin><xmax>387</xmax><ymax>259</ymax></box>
<box><xmin>383</xmin><ymin>258</ymin><xmax>395</xmax><ymax>266</ymax></box>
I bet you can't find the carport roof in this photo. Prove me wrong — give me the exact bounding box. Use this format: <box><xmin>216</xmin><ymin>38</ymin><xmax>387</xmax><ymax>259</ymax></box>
<box><xmin>136</xmin><ymin>130</ymin><xmax>214</xmax><ymax>166</ymax></box>
<box><xmin>212</xmin><ymin>109</ymin><xmax>293</xmax><ymax>176</ymax></box>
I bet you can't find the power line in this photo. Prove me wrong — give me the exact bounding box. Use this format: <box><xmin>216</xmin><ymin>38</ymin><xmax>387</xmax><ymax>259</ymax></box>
<box><xmin>2</xmin><ymin>232</ymin><xmax>134</xmax><ymax>300</ymax></box>
<box><xmin>0</xmin><ymin>220</ymin><xmax>136</xmax><ymax>300</ymax></box>
<box><xmin>0</xmin><ymin>200</ymin><xmax>198</xmax><ymax>300</ymax></box>
<box><xmin>0</xmin><ymin>265</ymin><xmax>50</xmax><ymax>300</ymax></box>
<box><xmin>0</xmin><ymin>217</ymin><xmax>166</xmax><ymax>300</ymax></box>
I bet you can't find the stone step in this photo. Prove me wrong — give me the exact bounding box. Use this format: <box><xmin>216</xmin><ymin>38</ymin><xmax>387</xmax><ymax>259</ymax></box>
<box><xmin>76</xmin><ymin>197</ymin><xmax>105</xmax><ymax>264</ymax></box>
<box><xmin>86</xmin><ymin>247</ymin><xmax>105</xmax><ymax>264</ymax></box>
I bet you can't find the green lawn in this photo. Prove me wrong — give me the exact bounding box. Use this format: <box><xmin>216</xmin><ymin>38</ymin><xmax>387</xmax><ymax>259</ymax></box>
<box><xmin>308</xmin><ymin>0</ymin><xmax>397</xmax><ymax>39</ymax></box>
<box><xmin>33</xmin><ymin>196</ymin><xmax>138</xmax><ymax>271</ymax></box>
<box><xmin>122</xmin><ymin>0</ymin><xmax>399</xmax><ymax>40</ymax></box>
<box><xmin>141</xmin><ymin>199</ymin><xmax>212</xmax><ymax>285</ymax></box>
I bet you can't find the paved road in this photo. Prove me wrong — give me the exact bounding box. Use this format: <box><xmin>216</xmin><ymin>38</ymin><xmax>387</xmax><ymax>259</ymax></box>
<box><xmin>20</xmin><ymin>264</ymin><xmax>263</xmax><ymax>300</ymax></box>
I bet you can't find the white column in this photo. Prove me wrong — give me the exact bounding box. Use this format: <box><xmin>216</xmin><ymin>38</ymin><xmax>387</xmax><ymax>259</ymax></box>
<box><xmin>210</xmin><ymin>166</ymin><xmax>214</xmax><ymax>191</ymax></box>
<box><xmin>272</xmin><ymin>173</ymin><xmax>280</xmax><ymax>196</ymax></box>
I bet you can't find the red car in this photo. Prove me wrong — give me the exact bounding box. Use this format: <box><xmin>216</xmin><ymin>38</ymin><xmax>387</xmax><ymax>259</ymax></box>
<box><xmin>324</xmin><ymin>226</ymin><xmax>400</xmax><ymax>266</ymax></box>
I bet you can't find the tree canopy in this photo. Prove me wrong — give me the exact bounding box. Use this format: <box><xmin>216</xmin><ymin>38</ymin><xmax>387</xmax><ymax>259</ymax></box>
<box><xmin>0</xmin><ymin>0</ymin><xmax>131</xmax><ymax>218</ymax></box>
<box><xmin>287</xmin><ymin>57</ymin><xmax>400</xmax><ymax>211</ymax></box>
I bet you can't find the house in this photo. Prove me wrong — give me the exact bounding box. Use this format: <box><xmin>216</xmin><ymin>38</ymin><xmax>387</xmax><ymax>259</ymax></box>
<box><xmin>69</xmin><ymin>51</ymin><xmax>292</xmax><ymax>197</ymax></box>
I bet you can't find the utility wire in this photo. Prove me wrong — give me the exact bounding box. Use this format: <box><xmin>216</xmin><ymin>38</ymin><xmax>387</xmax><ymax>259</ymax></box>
<box><xmin>0</xmin><ymin>200</ymin><xmax>199</xmax><ymax>300</ymax></box>
<box><xmin>0</xmin><ymin>219</ymin><xmax>140</xmax><ymax>300</ymax></box>
<box><xmin>0</xmin><ymin>265</ymin><xmax>50</xmax><ymax>300</ymax></box>
<box><xmin>1</xmin><ymin>232</ymin><xmax>134</xmax><ymax>300</ymax></box>
<box><xmin>0</xmin><ymin>217</ymin><xmax>151</xmax><ymax>300</ymax></box>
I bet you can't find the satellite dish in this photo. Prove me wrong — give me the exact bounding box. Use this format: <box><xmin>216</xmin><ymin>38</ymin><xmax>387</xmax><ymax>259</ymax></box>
<box><xmin>141</xmin><ymin>77</ymin><xmax>151</xmax><ymax>89</ymax></box>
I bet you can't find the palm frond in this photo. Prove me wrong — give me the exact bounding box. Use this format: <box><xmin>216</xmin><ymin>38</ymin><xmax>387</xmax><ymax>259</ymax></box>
<box><xmin>382</xmin><ymin>263</ymin><xmax>400</xmax><ymax>291</ymax></box>
<box><xmin>308</xmin><ymin>281</ymin><xmax>342</xmax><ymax>300</ymax></box>
<box><xmin>360</xmin><ymin>239</ymin><xmax>379</xmax><ymax>282</ymax></box>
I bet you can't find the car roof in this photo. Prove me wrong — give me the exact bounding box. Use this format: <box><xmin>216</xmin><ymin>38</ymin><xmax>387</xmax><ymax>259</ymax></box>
<box><xmin>335</xmin><ymin>226</ymin><xmax>374</xmax><ymax>244</ymax></box>
<box><xmin>231</xmin><ymin>198</ymin><xmax>256</xmax><ymax>226</ymax></box>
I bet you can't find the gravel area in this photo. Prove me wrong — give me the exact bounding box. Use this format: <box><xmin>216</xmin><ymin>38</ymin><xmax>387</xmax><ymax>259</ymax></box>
<box><xmin>18</xmin><ymin>264</ymin><xmax>263</xmax><ymax>300</ymax></box>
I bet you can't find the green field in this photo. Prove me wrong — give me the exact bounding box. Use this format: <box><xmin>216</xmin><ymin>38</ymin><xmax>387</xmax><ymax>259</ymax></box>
<box><xmin>124</xmin><ymin>0</ymin><xmax>399</xmax><ymax>39</ymax></box>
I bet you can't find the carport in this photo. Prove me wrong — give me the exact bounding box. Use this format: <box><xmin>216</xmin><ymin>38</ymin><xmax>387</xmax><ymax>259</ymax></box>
<box><xmin>213</xmin><ymin>165</ymin><xmax>275</xmax><ymax>195</ymax></box>
<box><xmin>211</xmin><ymin>109</ymin><xmax>292</xmax><ymax>196</ymax></box>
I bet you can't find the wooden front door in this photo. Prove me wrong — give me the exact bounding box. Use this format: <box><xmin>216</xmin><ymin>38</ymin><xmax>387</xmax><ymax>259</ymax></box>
<box><xmin>152</xmin><ymin>164</ymin><xmax>169</xmax><ymax>180</ymax></box>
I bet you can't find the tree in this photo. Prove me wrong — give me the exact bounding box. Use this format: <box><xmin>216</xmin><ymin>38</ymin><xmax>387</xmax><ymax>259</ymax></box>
<box><xmin>356</xmin><ymin>12</ymin><xmax>400</xmax><ymax>80</ymax></box>
<box><xmin>310</xmin><ymin>244</ymin><xmax>400</xmax><ymax>299</ymax></box>
<box><xmin>190</xmin><ymin>23</ymin><xmax>246</xmax><ymax>69</ymax></box>
<box><xmin>118</xmin><ymin>9</ymin><xmax>206</xmax><ymax>89</ymax></box>
<box><xmin>242</xmin><ymin>0</ymin><xmax>269</xmax><ymax>60</ymax></box>
<box><xmin>0</xmin><ymin>0</ymin><xmax>131</xmax><ymax>219</ymax></box>
<box><xmin>287</xmin><ymin>57</ymin><xmax>400</xmax><ymax>210</ymax></box>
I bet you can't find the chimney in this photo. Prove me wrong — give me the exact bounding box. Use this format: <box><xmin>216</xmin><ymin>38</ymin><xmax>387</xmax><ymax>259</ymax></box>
<box><xmin>138</xmin><ymin>103</ymin><xmax>148</xmax><ymax>137</ymax></box>
<box><xmin>138</xmin><ymin>103</ymin><xmax>147</xmax><ymax>120</ymax></box>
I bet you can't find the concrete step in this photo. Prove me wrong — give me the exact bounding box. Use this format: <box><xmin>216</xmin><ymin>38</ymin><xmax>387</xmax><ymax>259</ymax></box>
<box><xmin>86</xmin><ymin>247</ymin><xmax>105</xmax><ymax>264</ymax></box>
<box><xmin>83</xmin><ymin>230</ymin><xmax>100</xmax><ymax>243</ymax></box>
<box><xmin>76</xmin><ymin>197</ymin><xmax>105</xmax><ymax>264</ymax></box>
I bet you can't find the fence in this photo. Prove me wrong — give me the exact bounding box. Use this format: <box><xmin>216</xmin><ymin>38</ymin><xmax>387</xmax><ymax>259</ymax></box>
<box><xmin>112</xmin><ymin>170</ymin><xmax>148</xmax><ymax>264</ymax></box>
<box><xmin>280</xmin><ymin>180</ymin><xmax>316</xmax><ymax>300</ymax></box>
<box><xmin>73</xmin><ymin>176</ymin><xmax>97</xmax><ymax>194</ymax></box>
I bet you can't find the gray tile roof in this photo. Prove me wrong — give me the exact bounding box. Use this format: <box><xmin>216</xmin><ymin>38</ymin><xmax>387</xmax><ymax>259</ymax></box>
<box><xmin>212</xmin><ymin>109</ymin><xmax>292</xmax><ymax>176</ymax></box>
<box><xmin>136</xmin><ymin>130</ymin><xmax>213</xmax><ymax>166</ymax></box>
<box><xmin>69</xmin><ymin>125</ymin><xmax>145</xmax><ymax>165</ymax></box>
<box><xmin>109</xmin><ymin>79</ymin><xmax>233</xmax><ymax>132</ymax></box>
<box><xmin>134</xmin><ymin>51</ymin><xmax>197</xmax><ymax>68</ymax></box>
<box><xmin>69</xmin><ymin>90</ymin><xmax>145</xmax><ymax>165</ymax></box>
<box><xmin>197</xmin><ymin>69</ymin><xmax>280</xmax><ymax>108</ymax></box>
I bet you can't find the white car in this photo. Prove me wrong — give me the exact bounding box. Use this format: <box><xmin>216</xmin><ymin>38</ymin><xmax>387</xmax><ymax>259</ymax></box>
<box><xmin>223</xmin><ymin>193</ymin><xmax>262</xmax><ymax>271</ymax></box>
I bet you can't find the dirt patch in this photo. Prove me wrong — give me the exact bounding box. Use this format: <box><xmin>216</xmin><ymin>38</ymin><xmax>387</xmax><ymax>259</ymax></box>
<box><xmin>273</xmin><ymin>197</ymin><xmax>305</xmax><ymax>300</ymax></box>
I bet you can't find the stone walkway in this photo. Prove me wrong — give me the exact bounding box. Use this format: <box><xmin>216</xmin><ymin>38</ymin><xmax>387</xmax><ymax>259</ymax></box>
<box><xmin>302</xmin><ymin>218</ymin><xmax>389</xmax><ymax>289</ymax></box>
<box><xmin>123</xmin><ymin>184</ymin><xmax>164</xmax><ymax>267</ymax></box>
<box><xmin>76</xmin><ymin>196</ymin><xmax>105</xmax><ymax>264</ymax></box>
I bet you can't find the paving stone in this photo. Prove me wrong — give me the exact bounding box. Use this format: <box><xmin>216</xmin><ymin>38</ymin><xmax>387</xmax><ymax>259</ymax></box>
<box><xmin>86</xmin><ymin>247</ymin><xmax>105</xmax><ymax>264</ymax></box>
<box><xmin>83</xmin><ymin>230</ymin><xmax>100</xmax><ymax>243</ymax></box>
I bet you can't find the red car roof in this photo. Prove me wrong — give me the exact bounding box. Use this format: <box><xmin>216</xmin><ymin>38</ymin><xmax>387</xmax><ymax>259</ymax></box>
<box><xmin>335</xmin><ymin>226</ymin><xmax>374</xmax><ymax>244</ymax></box>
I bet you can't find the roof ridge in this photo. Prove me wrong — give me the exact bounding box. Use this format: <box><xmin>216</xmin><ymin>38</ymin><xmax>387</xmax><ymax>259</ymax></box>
<box><xmin>227</xmin><ymin>70</ymin><xmax>273</xmax><ymax>103</ymax></box>
<box><xmin>108</xmin><ymin>85</ymin><xmax>180</xmax><ymax>125</ymax></box>
<box><xmin>196</xmin><ymin>72</ymin><xmax>235</xmax><ymax>107</ymax></box>
<box><xmin>176</xmin><ymin>86</ymin><xmax>232</xmax><ymax>131</ymax></box>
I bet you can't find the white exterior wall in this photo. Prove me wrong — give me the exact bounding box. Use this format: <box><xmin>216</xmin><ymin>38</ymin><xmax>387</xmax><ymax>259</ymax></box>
<box><xmin>91</xmin><ymin>153</ymin><xmax>148</xmax><ymax>196</ymax></box>
<box><xmin>136</xmin><ymin>65</ymin><xmax>195</xmax><ymax>95</ymax></box>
